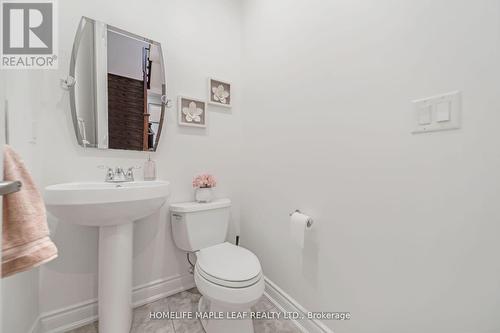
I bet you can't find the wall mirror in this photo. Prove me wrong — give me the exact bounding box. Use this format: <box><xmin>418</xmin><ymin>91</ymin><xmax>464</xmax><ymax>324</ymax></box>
<box><xmin>69</xmin><ymin>16</ymin><xmax>166</xmax><ymax>151</ymax></box>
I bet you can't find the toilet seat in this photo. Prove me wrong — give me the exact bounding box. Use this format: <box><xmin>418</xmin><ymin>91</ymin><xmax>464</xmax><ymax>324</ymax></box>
<box><xmin>197</xmin><ymin>265</ymin><xmax>263</xmax><ymax>288</ymax></box>
<box><xmin>196</xmin><ymin>242</ymin><xmax>262</xmax><ymax>288</ymax></box>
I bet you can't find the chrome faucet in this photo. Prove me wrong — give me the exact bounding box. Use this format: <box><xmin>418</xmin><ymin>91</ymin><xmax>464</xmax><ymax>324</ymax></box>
<box><xmin>99</xmin><ymin>166</ymin><xmax>139</xmax><ymax>182</ymax></box>
<box><xmin>113</xmin><ymin>167</ymin><xmax>127</xmax><ymax>182</ymax></box>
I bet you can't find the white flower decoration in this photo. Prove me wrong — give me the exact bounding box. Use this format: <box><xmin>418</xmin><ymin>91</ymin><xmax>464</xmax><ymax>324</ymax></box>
<box><xmin>182</xmin><ymin>101</ymin><xmax>203</xmax><ymax>123</ymax></box>
<box><xmin>212</xmin><ymin>84</ymin><xmax>230</xmax><ymax>104</ymax></box>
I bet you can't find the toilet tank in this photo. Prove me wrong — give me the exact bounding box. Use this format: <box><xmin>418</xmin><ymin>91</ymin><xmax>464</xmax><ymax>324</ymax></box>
<box><xmin>170</xmin><ymin>199</ymin><xmax>231</xmax><ymax>252</ymax></box>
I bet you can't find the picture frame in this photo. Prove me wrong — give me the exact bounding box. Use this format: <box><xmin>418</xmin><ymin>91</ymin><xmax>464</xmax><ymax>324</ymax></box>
<box><xmin>178</xmin><ymin>96</ymin><xmax>207</xmax><ymax>128</ymax></box>
<box><xmin>208</xmin><ymin>77</ymin><xmax>232</xmax><ymax>108</ymax></box>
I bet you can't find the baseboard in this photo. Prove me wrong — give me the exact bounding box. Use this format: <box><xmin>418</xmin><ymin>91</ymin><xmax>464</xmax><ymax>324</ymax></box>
<box><xmin>37</xmin><ymin>273</ymin><xmax>195</xmax><ymax>333</ymax></box>
<box><xmin>264</xmin><ymin>277</ymin><xmax>334</xmax><ymax>333</ymax></box>
<box><xmin>29</xmin><ymin>316</ymin><xmax>41</xmax><ymax>333</ymax></box>
<box><xmin>131</xmin><ymin>274</ymin><xmax>195</xmax><ymax>308</ymax></box>
<box><xmin>33</xmin><ymin>274</ymin><xmax>331</xmax><ymax>333</ymax></box>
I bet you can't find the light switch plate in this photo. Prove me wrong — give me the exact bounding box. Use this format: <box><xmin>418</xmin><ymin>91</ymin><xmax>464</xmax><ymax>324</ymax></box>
<box><xmin>435</xmin><ymin>101</ymin><xmax>451</xmax><ymax>122</ymax></box>
<box><xmin>412</xmin><ymin>91</ymin><xmax>461</xmax><ymax>134</ymax></box>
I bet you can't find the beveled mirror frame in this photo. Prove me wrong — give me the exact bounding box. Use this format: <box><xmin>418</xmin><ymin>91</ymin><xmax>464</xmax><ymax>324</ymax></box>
<box><xmin>68</xmin><ymin>16</ymin><xmax>167</xmax><ymax>151</ymax></box>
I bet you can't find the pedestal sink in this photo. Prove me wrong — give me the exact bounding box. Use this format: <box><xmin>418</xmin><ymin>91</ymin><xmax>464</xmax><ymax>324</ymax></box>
<box><xmin>44</xmin><ymin>181</ymin><xmax>170</xmax><ymax>333</ymax></box>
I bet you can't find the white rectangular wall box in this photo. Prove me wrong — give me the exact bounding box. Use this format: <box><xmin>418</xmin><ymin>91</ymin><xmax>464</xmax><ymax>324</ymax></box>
<box><xmin>412</xmin><ymin>91</ymin><xmax>461</xmax><ymax>134</ymax></box>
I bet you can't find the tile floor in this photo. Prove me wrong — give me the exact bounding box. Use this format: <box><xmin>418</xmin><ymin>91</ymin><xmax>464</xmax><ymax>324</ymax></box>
<box><xmin>67</xmin><ymin>288</ymin><xmax>300</xmax><ymax>333</ymax></box>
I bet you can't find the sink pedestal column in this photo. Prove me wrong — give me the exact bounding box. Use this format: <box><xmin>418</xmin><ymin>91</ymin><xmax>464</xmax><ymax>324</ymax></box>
<box><xmin>98</xmin><ymin>222</ymin><xmax>133</xmax><ymax>333</ymax></box>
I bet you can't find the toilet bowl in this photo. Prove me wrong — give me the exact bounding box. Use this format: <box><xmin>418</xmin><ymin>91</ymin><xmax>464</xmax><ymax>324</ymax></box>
<box><xmin>194</xmin><ymin>242</ymin><xmax>264</xmax><ymax>333</ymax></box>
<box><xmin>170</xmin><ymin>199</ymin><xmax>264</xmax><ymax>333</ymax></box>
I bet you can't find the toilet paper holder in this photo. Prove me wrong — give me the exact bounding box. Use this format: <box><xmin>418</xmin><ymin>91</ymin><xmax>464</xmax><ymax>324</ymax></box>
<box><xmin>289</xmin><ymin>209</ymin><xmax>314</xmax><ymax>228</ymax></box>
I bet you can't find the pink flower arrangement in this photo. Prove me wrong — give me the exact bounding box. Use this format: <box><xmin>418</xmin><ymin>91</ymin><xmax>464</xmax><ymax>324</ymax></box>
<box><xmin>192</xmin><ymin>174</ymin><xmax>217</xmax><ymax>188</ymax></box>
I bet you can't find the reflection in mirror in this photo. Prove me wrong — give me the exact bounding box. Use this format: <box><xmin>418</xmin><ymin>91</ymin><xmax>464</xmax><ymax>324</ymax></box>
<box><xmin>69</xmin><ymin>17</ymin><xmax>166</xmax><ymax>151</ymax></box>
<box><xmin>73</xmin><ymin>18</ymin><xmax>96</xmax><ymax>147</ymax></box>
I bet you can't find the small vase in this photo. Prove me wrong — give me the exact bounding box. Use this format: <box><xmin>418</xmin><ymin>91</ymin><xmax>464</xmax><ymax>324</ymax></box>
<box><xmin>195</xmin><ymin>187</ymin><xmax>214</xmax><ymax>203</ymax></box>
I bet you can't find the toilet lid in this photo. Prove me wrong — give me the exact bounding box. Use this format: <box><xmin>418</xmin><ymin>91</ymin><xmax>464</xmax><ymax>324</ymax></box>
<box><xmin>196</xmin><ymin>242</ymin><xmax>262</xmax><ymax>285</ymax></box>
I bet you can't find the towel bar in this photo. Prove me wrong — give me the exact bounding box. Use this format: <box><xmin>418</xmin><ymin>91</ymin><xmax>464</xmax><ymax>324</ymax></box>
<box><xmin>0</xmin><ymin>180</ymin><xmax>22</xmax><ymax>196</ymax></box>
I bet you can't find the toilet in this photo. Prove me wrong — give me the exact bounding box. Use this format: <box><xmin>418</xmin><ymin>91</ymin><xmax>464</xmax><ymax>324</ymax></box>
<box><xmin>170</xmin><ymin>199</ymin><xmax>264</xmax><ymax>333</ymax></box>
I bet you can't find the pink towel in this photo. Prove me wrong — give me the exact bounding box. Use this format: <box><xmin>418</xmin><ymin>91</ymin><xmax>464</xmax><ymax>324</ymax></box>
<box><xmin>2</xmin><ymin>145</ymin><xmax>58</xmax><ymax>278</ymax></box>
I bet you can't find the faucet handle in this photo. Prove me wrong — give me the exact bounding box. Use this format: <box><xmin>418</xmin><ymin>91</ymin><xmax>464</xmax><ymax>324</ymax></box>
<box><xmin>125</xmin><ymin>166</ymin><xmax>141</xmax><ymax>181</ymax></box>
<box><xmin>98</xmin><ymin>165</ymin><xmax>114</xmax><ymax>181</ymax></box>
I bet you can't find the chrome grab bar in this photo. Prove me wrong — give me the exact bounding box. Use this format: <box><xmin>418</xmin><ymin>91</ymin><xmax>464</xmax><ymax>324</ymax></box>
<box><xmin>0</xmin><ymin>180</ymin><xmax>22</xmax><ymax>196</ymax></box>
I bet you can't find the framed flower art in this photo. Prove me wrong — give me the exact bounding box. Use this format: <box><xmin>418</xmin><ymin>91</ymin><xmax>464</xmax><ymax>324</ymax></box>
<box><xmin>208</xmin><ymin>77</ymin><xmax>231</xmax><ymax>108</ymax></box>
<box><xmin>178</xmin><ymin>96</ymin><xmax>207</xmax><ymax>128</ymax></box>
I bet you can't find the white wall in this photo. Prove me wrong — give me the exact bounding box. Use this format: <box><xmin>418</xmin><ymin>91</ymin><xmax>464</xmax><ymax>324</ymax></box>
<box><xmin>241</xmin><ymin>1</ymin><xmax>500</xmax><ymax>332</ymax></box>
<box><xmin>2</xmin><ymin>271</ymin><xmax>39</xmax><ymax>333</ymax></box>
<box><xmin>31</xmin><ymin>0</ymin><xmax>243</xmax><ymax>315</ymax></box>
<box><xmin>1</xmin><ymin>72</ymin><xmax>44</xmax><ymax>333</ymax></box>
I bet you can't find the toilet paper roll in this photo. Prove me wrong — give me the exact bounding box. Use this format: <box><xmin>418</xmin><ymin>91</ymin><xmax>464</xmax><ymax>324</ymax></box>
<box><xmin>290</xmin><ymin>212</ymin><xmax>310</xmax><ymax>248</ymax></box>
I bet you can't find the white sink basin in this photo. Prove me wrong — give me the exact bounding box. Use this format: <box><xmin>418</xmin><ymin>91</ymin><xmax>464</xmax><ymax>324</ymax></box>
<box><xmin>45</xmin><ymin>181</ymin><xmax>170</xmax><ymax>226</ymax></box>
<box><xmin>44</xmin><ymin>180</ymin><xmax>170</xmax><ymax>333</ymax></box>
